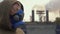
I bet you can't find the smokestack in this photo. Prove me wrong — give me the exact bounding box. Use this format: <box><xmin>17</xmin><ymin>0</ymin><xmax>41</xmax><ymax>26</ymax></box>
<box><xmin>32</xmin><ymin>10</ymin><xmax>35</xmax><ymax>22</ymax></box>
<box><xmin>46</xmin><ymin>10</ymin><xmax>49</xmax><ymax>22</ymax></box>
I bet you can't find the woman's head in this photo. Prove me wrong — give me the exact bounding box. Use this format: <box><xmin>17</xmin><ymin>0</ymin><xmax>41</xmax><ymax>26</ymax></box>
<box><xmin>10</xmin><ymin>1</ymin><xmax>24</xmax><ymax>15</ymax></box>
<box><xmin>0</xmin><ymin>1</ymin><xmax>24</xmax><ymax>30</ymax></box>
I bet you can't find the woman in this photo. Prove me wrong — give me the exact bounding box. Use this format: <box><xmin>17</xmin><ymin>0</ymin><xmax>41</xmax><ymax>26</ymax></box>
<box><xmin>0</xmin><ymin>0</ymin><xmax>26</xmax><ymax>34</ymax></box>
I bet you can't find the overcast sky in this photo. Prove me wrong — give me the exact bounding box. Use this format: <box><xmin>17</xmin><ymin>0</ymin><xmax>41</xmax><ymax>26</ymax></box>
<box><xmin>46</xmin><ymin>0</ymin><xmax>60</xmax><ymax>11</ymax></box>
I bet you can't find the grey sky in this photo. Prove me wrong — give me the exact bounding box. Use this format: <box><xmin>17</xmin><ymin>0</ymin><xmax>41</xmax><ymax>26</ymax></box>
<box><xmin>46</xmin><ymin>0</ymin><xmax>60</xmax><ymax>11</ymax></box>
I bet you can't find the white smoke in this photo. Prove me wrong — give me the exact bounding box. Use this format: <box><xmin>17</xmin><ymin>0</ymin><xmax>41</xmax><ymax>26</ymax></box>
<box><xmin>46</xmin><ymin>0</ymin><xmax>60</xmax><ymax>11</ymax></box>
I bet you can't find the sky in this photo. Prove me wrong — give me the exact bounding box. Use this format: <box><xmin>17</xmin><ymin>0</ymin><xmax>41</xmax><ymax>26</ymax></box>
<box><xmin>46</xmin><ymin>0</ymin><xmax>60</xmax><ymax>10</ymax></box>
<box><xmin>0</xmin><ymin>0</ymin><xmax>3</xmax><ymax>2</ymax></box>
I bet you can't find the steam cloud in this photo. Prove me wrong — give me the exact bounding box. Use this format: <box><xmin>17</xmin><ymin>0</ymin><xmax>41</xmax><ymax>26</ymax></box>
<box><xmin>46</xmin><ymin>0</ymin><xmax>60</xmax><ymax>10</ymax></box>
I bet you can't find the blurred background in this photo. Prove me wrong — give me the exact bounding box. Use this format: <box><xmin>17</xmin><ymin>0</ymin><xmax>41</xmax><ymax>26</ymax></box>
<box><xmin>0</xmin><ymin>0</ymin><xmax>60</xmax><ymax>34</ymax></box>
<box><xmin>18</xmin><ymin>0</ymin><xmax>60</xmax><ymax>23</ymax></box>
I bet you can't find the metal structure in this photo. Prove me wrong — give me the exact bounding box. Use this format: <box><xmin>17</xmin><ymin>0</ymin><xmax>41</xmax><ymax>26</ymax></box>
<box><xmin>46</xmin><ymin>10</ymin><xmax>49</xmax><ymax>22</ymax></box>
<box><xmin>36</xmin><ymin>10</ymin><xmax>45</xmax><ymax>22</ymax></box>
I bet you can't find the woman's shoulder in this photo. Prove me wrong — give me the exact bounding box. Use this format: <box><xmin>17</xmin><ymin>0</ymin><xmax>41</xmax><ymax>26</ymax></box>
<box><xmin>0</xmin><ymin>28</ymin><xmax>24</xmax><ymax>34</ymax></box>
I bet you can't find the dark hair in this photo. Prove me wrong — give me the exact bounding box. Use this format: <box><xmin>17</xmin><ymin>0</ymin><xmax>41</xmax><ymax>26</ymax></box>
<box><xmin>21</xmin><ymin>3</ymin><xmax>24</xmax><ymax>11</ymax></box>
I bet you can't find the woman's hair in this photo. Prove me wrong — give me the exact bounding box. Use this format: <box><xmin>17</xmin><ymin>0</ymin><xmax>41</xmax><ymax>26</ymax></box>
<box><xmin>0</xmin><ymin>1</ymin><xmax>24</xmax><ymax>30</ymax></box>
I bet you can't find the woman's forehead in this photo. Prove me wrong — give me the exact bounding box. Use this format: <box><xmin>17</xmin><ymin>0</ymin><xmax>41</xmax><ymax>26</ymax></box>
<box><xmin>12</xmin><ymin>4</ymin><xmax>20</xmax><ymax>7</ymax></box>
<box><xmin>12</xmin><ymin>2</ymin><xmax>21</xmax><ymax>6</ymax></box>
